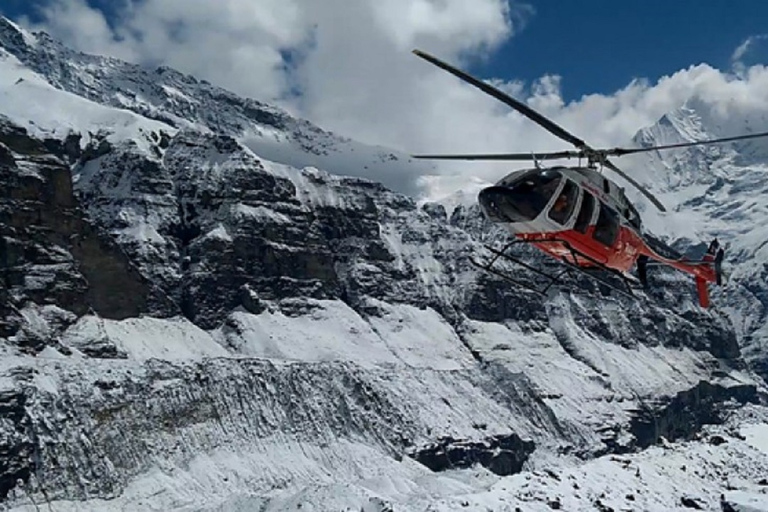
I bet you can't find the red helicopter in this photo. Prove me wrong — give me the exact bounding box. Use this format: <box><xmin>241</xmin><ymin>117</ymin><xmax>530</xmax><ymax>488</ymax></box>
<box><xmin>412</xmin><ymin>49</ymin><xmax>768</xmax><ymax>307</ymax></box>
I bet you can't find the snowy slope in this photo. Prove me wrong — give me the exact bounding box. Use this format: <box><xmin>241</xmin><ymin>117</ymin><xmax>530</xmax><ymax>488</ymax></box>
<box><xmin>3</xmin><ymin>335</ymin><xmax>766</xmax><ymax>512</ymax></box>
<box><xmin>0</xmin><ymin>46</ymin><xmax>175</xmax><ymax>156</ymax></box>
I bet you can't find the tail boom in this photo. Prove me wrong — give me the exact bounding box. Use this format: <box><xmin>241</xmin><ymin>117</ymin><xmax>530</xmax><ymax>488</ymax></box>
<box><xmin>639</xmin><ymin>238</ymin><xmax>725</xmax><ymax>307</ymax></box>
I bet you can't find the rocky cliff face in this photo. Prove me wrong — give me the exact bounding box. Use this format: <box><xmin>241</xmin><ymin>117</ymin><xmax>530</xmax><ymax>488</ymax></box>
<box><xmin>0</xmin><ymin>116</ymin><xmax>151</xmax><ymax>351</ymax></box>
<box><xmin>1</xmin><ymin>17</ymin><xmax>767</xmax><ymax>512</ymax></box>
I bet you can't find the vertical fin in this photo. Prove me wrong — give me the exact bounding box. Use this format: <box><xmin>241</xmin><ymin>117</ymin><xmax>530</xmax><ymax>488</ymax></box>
<box><xmin>696</xmin><ymin>278</ymin><xmax>710</xmax><ymax>308</ymax></box>
<box><xmin>715</xmin><ymin>247</ymin><xmax>724</xmax><ymax>285</ymax></box>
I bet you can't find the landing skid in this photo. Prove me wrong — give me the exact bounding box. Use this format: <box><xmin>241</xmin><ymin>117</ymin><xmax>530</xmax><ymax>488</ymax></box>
<box><xmin>471</xmin><ymin>239</ymin><xmax>640</xmax><ymax>301</ymax></box>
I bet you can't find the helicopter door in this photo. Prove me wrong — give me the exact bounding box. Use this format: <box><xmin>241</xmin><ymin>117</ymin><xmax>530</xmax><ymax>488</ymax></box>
<box><xmin>547</xmin><ymin>179</ymin><xmax>579</xmax><ymax>226</ymax></box>
<box><xmin>574</xmin><ymin>191</ymin><xmax>596</xmax><ymax>234</ymax></box>
<box><xmin>592</xmin><ymin>203</ymin><xmax>620</xmax><ymax>247</ymax></box>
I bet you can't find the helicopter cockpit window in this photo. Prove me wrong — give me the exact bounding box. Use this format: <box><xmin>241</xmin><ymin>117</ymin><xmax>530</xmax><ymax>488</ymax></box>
<box><xmin>548</xmin><ymin>179</ymin><xmax>579</xmax><ymax>225</ymax></box>
<box><xmin>574</xmin><ymin>191</ymin><xmax>596</xmax><ymax>234</ymax></box>
<box><xmin>481</xmin><ymin>170</ymin><xmax>562</xmax><ymax>223</ymax></box>
<box><xmin>592</xmin><ymin>203</ymin><xmax>620</xmax><ymax>247</ymax></box>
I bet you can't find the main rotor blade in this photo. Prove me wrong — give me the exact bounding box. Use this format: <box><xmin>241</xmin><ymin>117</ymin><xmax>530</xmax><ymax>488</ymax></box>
<box><xmin>606</xmin><ymin>130</ymin><xmax>768</xmax><ymax>157</ymax></box>
<box><xmin>602</xmin><ymin>159</ymin><xmax>667</xmax><ymax>212</ymax></box>
<box><xmin>412</xmin><ymin>150</ymin><xmax>582</xmax><ymax>161</ymax></box>
<box><xmin>412</xmin><ymin>49</ymin><xmax>588</xmax><ymax>150</ymax></box>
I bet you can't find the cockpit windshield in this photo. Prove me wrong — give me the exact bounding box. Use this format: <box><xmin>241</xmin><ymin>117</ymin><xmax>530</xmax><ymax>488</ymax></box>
<box><xmin>479</xmin><ymin>170</ymin><xmax>563</xmax><ymax>223</ymax></box>
<box><xmin>504</xmin><ymin>170</ymin><xmax>562</xmax><ymax>220</ymax></box>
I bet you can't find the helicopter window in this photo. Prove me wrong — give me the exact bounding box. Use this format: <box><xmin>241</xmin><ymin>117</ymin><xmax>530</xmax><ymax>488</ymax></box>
<box><xmin>625</xmin><ymin>202</ymin><xmax>641</xmax><ymax>230</ymax></box>
<box><xmin>603</xmin><ymin>178</ymin><xmax>610</xmax><ymax>194</ymax></box>
<box><xmin>547</xmin><ymin>179</ymin><xmax>579</xmax><ymax>225</ymax></box>
<box><xmin>574</xmin><ymin>191</ymin><xmax>596</xmax><ymax>234</ymax></box>
<box><xmin>592</xmin><ymin>203</ymin><xmax>620</xmax><ymax>247</ymax></box>
<box><xmin>481</xmin><ymin>170</ymin><xmax>562</xmax><ymax>223</ymax></box>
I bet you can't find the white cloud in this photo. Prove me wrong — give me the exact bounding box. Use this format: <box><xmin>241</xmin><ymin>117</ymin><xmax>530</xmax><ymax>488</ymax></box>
<box><xmin>16</xmin><ymin>0</ymin><xmax>768</xmax><ymax>201</ymax></box>
<box><xmin>732</xmin><ymin>34</ymin><xmax>768</xmax><ymax>76</ymax></box>
<box><xmin>24</xmin><ymin>0</ymin><xmax>310</xmax><ymax>100</ymax></box>
<box><xmin>732</xmin><ymin>34</ymin><xmax>768</xmax><ymax>63</ymax></box>
<box><xmin>24</xmin><ymin>0</ymin><xmax>138</xmax><ymax>62</ymax></box>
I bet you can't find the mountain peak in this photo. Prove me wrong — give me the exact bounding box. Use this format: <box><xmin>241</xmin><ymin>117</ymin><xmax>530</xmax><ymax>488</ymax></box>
<box><xmin>633</xmin><ymin>103</ymin><xmax>711</xmax><ymax>151</ymax></box>
<box><xmin>0</xmin><ymin>16</ymin><xmax>36</xmax><ymax>54</ymax></box>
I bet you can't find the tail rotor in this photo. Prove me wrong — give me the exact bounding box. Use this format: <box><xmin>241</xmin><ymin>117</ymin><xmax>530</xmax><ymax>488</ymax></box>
<box><xmin>695</xmin><ymin>239</ymin><xmax>725</xmax><ymax>308</ymax></box>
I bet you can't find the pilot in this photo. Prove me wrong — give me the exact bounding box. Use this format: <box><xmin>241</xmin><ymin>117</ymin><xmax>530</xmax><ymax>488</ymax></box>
<box><xmin>552</xmin><ymin>192</ymin><xmax>569</xmax><ymax>214</ymax></box>
<box><xmin>549</xmin><ymin>191</ymin><xmax>571</xmax><ymax>224</ymax></box>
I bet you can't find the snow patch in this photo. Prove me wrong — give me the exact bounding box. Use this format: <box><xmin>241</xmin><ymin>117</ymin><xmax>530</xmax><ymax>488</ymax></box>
<box><xmin>232</xmin><ymin>203</ymin><xmax>292</xmax><ymax>224</ymax></box>
<box><xmin>723</xmin><ymin>491</ymin><xmax>768</xmax><ymax>512</ymax></box>
<box><xmin>741</xmin><ymin>423</ymin><xmax>768</xmax><ymax>454</ymax></box>
<box><xmin>240</xmin><ymin>127</ymin><xmax>436</xmax><ymax>198</ymax></box>
<box><xmin>0</xmin><ymin>51</ymin><xmax>175</xmax><ymax>153</ymax></box>
<box><xmin>216</xmin><ymin>299</ymin><xmax>476</xmax><ymax>370</ymax></box>
<box><xmin>161</xmin><ymin>84</ymin><xmax>198</xmax><ymax>104</ymax></box>
<box><xmin>365</xmin><ymin>299</ymin><xmax>474</xmax><ymax>370</ymax></box>
<box><xmin>203</xmin><ymin>223</ymin><xmax>233</xmax><ymax>241</ymax></box>
<box><xmin>216</xmin><ymin>300</ymin><xmax>400</xmax><ymax>368</ymax></box>
<box><xmin>61</xmin><ymin>316</ymin><xmax>230</xmax><ymax>360</ymax></box>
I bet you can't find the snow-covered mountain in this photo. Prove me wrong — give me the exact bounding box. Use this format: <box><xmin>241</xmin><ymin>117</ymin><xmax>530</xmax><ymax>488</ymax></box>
<box><xmin>1</xmin><ymin>16</ymin><xmax>768</xmax><ymax>511</ymax></box>
<box><xmin>622</xmin><ymin>103</ymin><xmax>768</xmax><ymax>382</ymax></box>
<box><xmin>0</xmin><ymin>16</ymin><xmax>435</xmax><ymax>197</ymax></box>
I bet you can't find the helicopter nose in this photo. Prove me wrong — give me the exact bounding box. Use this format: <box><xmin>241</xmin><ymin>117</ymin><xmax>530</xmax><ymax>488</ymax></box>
<box><xmin>478</xmin><ymin>186</ymin><xmax>526</xmax><ymax>223</ymax></box>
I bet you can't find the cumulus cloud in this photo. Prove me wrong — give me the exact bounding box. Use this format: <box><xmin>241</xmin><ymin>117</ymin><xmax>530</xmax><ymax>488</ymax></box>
<box><xmin>22</xmin><ymin>0</ymin><xmax>309</xmax><ymax>100</ymax></box>
<box><xmin>16</xmin><ymin>0</ymin><xmax>768</xmax><ymax>201</ymax></box>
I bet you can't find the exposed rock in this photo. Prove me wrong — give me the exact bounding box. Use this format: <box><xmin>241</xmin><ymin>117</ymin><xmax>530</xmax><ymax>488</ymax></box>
<box><xmin>0</xmin><ymin>388</ymin><xmax>33</xmax><ymax>501</ymax></box>
<box><xmin>548</xmin><ymin>497</ymin><xmax>562</xmax><ymax>509</ymax></box>
<box><xmin>630</xmin><ymin>381</ymin><xmax>762</xmax><ymax>448</ymax></box>
<box><xmin>709</xmin><ymin>434</ymin><xmax>728</xmax><ymax>446</ymax></box>
<box><xmin>681</xmin><ymin>496</ymin><xmax>705</xmax><ymax>509</ymax></box>
<box><xmin>0</xmin><ymin>119</ymin><xmax>152</xmax><ymax>348</ymax></box>
<box><xmin>408</xmin><ymin>433</ymin><xmax>535</xmax><ymax>476</ymax></box>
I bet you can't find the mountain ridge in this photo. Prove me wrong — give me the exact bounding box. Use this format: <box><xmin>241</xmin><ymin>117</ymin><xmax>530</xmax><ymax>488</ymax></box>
<box><xmin>0</xmin><ymin>16</ymin><xmax>436</xmax><ymax>197</ymax></box>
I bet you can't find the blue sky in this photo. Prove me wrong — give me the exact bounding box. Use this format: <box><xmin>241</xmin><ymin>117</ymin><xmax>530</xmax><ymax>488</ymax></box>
<box><xmin>473</xmin><ymin>0</ymin><xmax>768</xmax><ymax>100</ymax></box>
<box><xmin>2</xmin><ymin>0</ymin><xmax>119</xmax><ymax>23</ymax></box>
<box><xmin>3</xmin><ymin>0</ymin><xmax>766</xmax><ymax>103</ymax></box>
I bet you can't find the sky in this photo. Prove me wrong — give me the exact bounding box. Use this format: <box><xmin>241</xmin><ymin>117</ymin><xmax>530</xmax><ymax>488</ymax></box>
<box><xmin>1</xmin><ymin>0</ymin><xmax>768</xmax><ymax>199</ymax></box>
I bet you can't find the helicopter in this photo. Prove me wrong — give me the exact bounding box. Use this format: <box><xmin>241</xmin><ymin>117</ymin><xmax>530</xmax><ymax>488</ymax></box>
<box><xmin>411</xmin><ymin>49</ymin><xmax>768</xmax><ymax>308</ymax></box>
